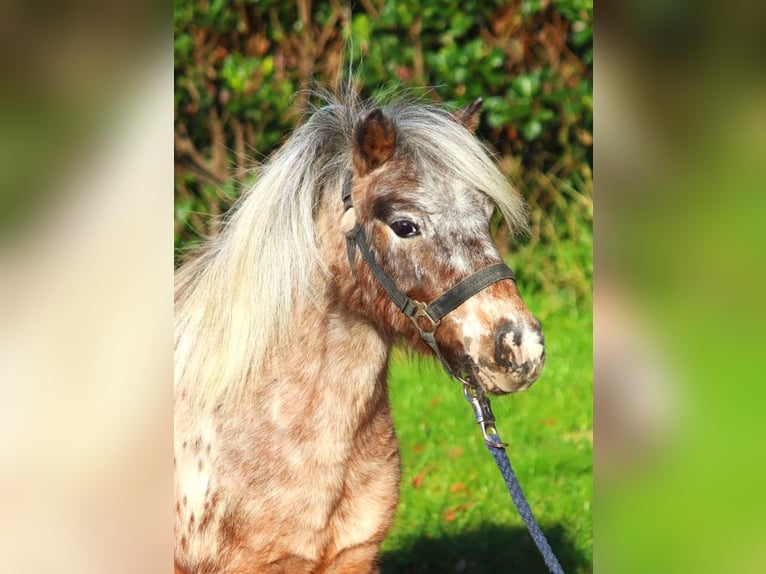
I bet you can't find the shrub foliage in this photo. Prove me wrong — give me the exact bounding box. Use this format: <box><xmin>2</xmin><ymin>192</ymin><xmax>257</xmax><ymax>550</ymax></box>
<box><xmin>174</xmin><ymin>0</ymin><xmax>592</xmax><ymax>302</ymax></box>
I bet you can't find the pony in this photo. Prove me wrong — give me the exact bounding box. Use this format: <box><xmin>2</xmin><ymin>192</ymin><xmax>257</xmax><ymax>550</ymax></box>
<box><xmin>174</xmin><ymin>91</ymin><xmax>545</xmax><ymax>574</ymax></box>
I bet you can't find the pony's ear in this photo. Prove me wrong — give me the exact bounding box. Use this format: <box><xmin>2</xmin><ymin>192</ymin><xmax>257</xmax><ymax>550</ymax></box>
<box><xmin>353</xmin><ymin>109</ymin><xmax>397</xmax><ymax>175</ymax></box>
<box><xmin>453</xmin><ymin>98</ymin><xmax>483</xmax><ymax>133</ymax></box>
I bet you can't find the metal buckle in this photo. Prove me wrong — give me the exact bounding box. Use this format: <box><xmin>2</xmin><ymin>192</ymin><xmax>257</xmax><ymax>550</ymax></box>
<box><xmin>408</xmin><ymin>300</ymin><xmax>440</xmax><ymax>335</ymax></box>
<box><xmin>463</xmin><ymin>383</ymin><xmax>508</xmax><ymax>449</ymax></box>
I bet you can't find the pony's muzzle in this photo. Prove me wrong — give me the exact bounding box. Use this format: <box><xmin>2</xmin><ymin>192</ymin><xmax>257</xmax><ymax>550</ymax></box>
<box><xmin>487</xmin><ymin>319</ymin><xmax>545</xmax><ymax>393</ymax></box>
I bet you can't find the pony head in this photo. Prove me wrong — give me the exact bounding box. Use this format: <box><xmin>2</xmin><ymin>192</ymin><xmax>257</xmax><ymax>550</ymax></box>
<box><xmin>334</xmin><ymin>101</ymin><xmax>545</xmax><ymax>394</ymax></box>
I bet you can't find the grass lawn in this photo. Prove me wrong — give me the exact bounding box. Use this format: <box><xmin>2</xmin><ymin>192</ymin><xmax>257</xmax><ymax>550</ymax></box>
<box><xmin>380</xmin><ymin>288</ymin><xmax>593</xmax><ymax>573</ymax></box>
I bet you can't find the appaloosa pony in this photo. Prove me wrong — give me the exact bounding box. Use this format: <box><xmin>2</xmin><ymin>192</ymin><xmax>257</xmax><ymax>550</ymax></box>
<box><xmin>174</xmin><ymin>92</ymin><xmax>545</xmax><ymax>574</ymax></box>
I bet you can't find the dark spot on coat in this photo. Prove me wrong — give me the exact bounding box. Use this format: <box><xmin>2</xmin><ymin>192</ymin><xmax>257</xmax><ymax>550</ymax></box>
<box><xmin>370</xmin><ymin>193</ymin><xmax>419</xmax><ymax>223</ymax></box>
<box><xmin>494</xmin><ymin>321</ymin><xmax>518</xmax><ymax>369</ymax></box>
<box><xmin>199</xmin><ymin>508</ymin><xmax>214</xmax><ymax>533</ymax></box>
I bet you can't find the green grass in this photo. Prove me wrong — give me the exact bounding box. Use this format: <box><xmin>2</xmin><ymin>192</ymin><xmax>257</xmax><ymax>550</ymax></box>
<box><xmin>380</xmin><ymin>287</ymin><xmax>593</xmax><ymax>573</ymax></box>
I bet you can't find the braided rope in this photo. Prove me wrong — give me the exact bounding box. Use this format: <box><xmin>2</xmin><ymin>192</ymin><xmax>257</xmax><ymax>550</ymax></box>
<box><xmin>486</xmin><ymin>442</ymin><xmax>565</xmax><ymax>573</ymax></box>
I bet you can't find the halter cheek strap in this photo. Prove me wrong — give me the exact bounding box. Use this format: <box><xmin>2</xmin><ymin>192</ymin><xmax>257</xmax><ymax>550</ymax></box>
<box><xmin>341</xmin><ymin>170</ymin><xmax>515</xmax><ymax>374</ymax></box>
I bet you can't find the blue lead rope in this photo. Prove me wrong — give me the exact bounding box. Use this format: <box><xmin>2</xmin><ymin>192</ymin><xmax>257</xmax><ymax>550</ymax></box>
<box><xmin>462</xmin><ymin>384</ymin><xmax>565</xmax><ymax>574</ymax></box>
<box><xmin>485</xmin><ymin>440</ymin><xmax>565</xmax><ymax>574</ymax></box>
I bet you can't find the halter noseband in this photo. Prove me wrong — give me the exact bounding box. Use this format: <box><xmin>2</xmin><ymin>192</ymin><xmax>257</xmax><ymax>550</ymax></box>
<box><xmin>341</xmin><ymin>170</ymin><xmax>516</xmax><ymax>378</ymax></box>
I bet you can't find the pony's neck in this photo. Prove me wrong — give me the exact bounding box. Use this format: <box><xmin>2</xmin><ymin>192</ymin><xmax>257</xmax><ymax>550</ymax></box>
<box><xmin>254</xmin><ymin>291</ymin><xmax>392</xmax><ymax>443</ymax></box>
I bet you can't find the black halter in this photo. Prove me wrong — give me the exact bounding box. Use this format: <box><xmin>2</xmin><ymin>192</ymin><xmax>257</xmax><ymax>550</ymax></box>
<box><xmin>341</xmin><ymin>171</ymin><xmax>516</xmax><ymax>376</ymax></box>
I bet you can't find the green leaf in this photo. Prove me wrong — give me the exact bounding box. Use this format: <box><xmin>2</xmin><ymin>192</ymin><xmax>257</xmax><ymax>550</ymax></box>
<box><xmin>523</xmin><ymin>119</ymin><xmax>543</xmax><ymax>140</ymax></box>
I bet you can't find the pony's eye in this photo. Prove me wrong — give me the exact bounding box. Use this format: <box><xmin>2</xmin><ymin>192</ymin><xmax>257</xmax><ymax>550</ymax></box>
<box><xmin>390</xmin><ymin>220</ymin><xmax>420</xmax><ymax>238</ymax></box>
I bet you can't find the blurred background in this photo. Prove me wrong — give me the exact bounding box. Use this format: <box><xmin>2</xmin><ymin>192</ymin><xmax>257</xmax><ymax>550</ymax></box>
<box><xmin>0</xmin><ymin>1</ymin><xmax>172</xmax><ymax>573</ymax></box>
<box><xmin>595</xmin><ymin>1</ymin><xmax>766</xmax><ymax>571</ymax></box>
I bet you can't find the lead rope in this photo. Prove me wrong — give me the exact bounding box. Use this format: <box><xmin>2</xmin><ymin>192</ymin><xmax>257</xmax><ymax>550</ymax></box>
<box><xmin>462</xmin><ymin>382</ymin><xmax>565</xmax><ymax>574</ymax></box>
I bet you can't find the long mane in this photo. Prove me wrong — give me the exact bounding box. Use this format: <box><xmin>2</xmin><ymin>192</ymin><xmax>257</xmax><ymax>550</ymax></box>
<box><xmin>175</xmin><ymin>91</ymin><xmax>528</xmax><ymax>410</ymax></box>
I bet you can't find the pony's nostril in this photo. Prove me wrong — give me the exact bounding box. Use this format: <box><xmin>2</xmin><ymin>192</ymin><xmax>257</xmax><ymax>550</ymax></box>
<box><xmin>519</xmin><ymin>360</ymin><xmax>533</xmax><ymax>376</ymax></box>
<box><xmin>494</xmin><ymin>321</ymin><xmax>520</xmax><ymax>369</ymax></box>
